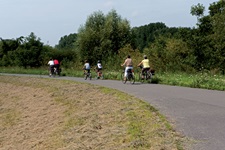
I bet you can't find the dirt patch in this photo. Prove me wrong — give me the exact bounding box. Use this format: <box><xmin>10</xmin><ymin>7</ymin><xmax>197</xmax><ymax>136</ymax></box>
<box><xmin>0</xmin><ymin>76</ymin><xmax>185</xmax><ymax>150</ymax></box>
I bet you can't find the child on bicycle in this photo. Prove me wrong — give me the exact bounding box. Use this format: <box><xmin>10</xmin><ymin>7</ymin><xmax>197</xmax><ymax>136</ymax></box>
<box><xmin>137</xmin><ymin>55</ymin><xmax>150</xmax><ymax>79</ymax></box>
<box><xmin>83</xmin><ymin>60</ymin><xmax>91</xmax><ymax>74</ymax></box>
<box><xmin>95</xmin><ymin>60</ymin><xmax>102</xmax><ymax>79</ymax></box>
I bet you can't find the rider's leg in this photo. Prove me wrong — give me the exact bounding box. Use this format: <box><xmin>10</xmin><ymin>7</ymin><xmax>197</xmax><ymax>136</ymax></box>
<box><xmin>97</xmin><ymin>69</ymin><xmax>100</xmax><ymax>78</ymax></box>
<box><xmin>141</xmin><ymin>68</ymin><xmax>145</xmax><ymax>79</ymax></box>
<box><xmin>124</xmin><ymin>67</ymin><xmax>128</xmax><ymax>81</ymax></box>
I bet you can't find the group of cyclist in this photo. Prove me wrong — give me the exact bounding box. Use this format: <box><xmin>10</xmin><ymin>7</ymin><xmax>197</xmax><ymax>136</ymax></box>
<box><xmin>47</xmin><ymin>58</ymin><xmax>60</xmax><ymax>76</ymax></box>
<box><xmin>82</xmin><ymin>54</ymin><xmax>151</xmax><ymax>81</ymax></box>
<box><xmin>48</xmin><ymin>55</ymin><xmax>150</xmax><ymax>79</ymax></box>
<box><xmin>121</xmin><ymin>54</ymin><xmax>151</xmax><ymax>81</ymax></box>
<box><xmin>83</xmin><ymin>60</ymin><xmax>103</xmax><ymax>79</ymax></box>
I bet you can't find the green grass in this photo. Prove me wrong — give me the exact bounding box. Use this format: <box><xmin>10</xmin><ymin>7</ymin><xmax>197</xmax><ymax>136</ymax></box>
<box><xmin>1</xmin><ymin>67</ymin><xmax>225</xmax><ymax>91</ymax></box>
<box><xmin>156</xmin><ymin>72</ymin><xmax>225</xmax><ymax>91</ymax></box>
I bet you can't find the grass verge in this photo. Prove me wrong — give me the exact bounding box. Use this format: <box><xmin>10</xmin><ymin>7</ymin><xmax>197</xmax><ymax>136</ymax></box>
<box><xmin>0</xmin><ymin>75</ymin><xmax>187</xmax><ymax>149</ymax></box>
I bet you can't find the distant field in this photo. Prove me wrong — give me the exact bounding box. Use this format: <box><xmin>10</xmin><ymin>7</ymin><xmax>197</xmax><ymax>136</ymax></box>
<box><xmin>0</xmin><ymin>75</ymin><xmax>187</xmax><ymax>150</ymax></box>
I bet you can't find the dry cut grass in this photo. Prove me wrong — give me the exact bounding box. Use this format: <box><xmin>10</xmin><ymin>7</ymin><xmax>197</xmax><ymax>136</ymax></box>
<box><xmin>0</xmin><ymin>75</ymin><xmax>186</xmax><ymax>150</ymax></box>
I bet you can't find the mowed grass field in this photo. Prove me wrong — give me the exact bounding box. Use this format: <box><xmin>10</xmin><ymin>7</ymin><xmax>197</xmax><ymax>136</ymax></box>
<box><xmin>0</xmin><ymin>75</ymin><xmax>187</xmax><ymax>150</ymax></box>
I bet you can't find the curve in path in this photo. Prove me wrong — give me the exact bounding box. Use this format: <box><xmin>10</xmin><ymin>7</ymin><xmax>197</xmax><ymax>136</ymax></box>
<box><xmin>2</xmin><ymin>73</ymin><xmax>225</xmax><ymax>150</ymax></box>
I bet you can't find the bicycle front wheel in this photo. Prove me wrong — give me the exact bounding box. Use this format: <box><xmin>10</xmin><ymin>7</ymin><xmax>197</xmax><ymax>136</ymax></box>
<box><xmin>121</xmin><ymin>72</ymin><xmax>126</xmax><ymax>84</ymax></box>
<box><xmin>139</xmin><ymin>72</ymin><xmax>144</xmax><ymax>83</ymax></box>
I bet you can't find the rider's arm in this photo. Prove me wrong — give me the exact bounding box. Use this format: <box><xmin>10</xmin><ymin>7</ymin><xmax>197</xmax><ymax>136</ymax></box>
<box><xmin>137</xmin><ymin>61</ymin><xmax>143</xmax><ymax>67</ymax></box>
<box><xmin>121</xmin><ymin>59</ymin><xmax>127</xmax><ymax>67</ymax></box>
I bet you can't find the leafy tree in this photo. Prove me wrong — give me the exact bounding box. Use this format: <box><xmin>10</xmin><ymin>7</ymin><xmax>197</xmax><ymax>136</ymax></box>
<box><xmin>209</xmin><ymin>0</ymin><xmax>225</xmax><ymax>16</ymax></box>
<box><xmin>55</xmin><ymin>33</ymin><xmax>77</xmax><ymax>50</ymax></box>
<box><xmin>189</xmin><ymin>1</ymin><xmax>225</xmax><ymax>72</ymax></box>
<box><xmin>15</xmin><ymin>32</ymin><xmax>45</xmax><ymax>68</ymax></box>
<box><xmin>131</xmin><ymin>22</ymin><xmax>182</xmax><ymax>52</ymax></box>
<box><xmin>76</xmin><ymin>9</ymin><xmax>132</xmax><ymax>64</ymax></box>
<box><xmin>210</xmin><ymin>1</ymin><xmax>225</xmax><ymax>70</ymax></box>
<box><xmin>190</xmin><ymin>3</ymin><xmax>205</xmax><ymax>18</ymax></box>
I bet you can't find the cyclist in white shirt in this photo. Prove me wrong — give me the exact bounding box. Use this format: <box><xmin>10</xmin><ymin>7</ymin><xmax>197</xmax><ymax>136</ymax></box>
<box><xmin>47</xmin><ymin>58</ymin><xmax>54</xmax><ymax>76</ymax></box>
<box><xmin>95</xmin><ymin>60</ymin><xmax>102</xmax><ymax>79</ymax></box>
<box><xmin>83</xmin><ymin>60</ymin><xmax>91</xmax><ymax>74</ymax></box>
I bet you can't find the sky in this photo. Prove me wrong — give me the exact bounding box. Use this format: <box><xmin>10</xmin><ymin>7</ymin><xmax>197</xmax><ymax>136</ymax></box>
<box><xmin>0</xmin><ymin>0</ymin><xmax>217</xmax><ymax>47</ymax></box>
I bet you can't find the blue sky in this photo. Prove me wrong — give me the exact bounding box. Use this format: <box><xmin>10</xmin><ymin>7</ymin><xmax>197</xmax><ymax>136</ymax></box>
<box><xmin>0</xmin><ymin>0</ymin><xmax>216</xmax><ymax>46</ymax></box>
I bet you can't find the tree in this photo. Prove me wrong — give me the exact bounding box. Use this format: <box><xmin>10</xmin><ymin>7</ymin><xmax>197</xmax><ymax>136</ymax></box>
<box><xmin>189</xmin><ymin>1</ymin><xmax>225</xmax><ymax>71</ymax></box>
<box><xmin>15</xmin><ymin>32</ymin><xmax>45</xmax><ymax>68</ymax></box>
<box><xmin>210</xmin><ymin>1</ymin><xmax>225</xmax><ymax>70</ymax></box>
<box><xmin>55</xmin><ymin>33</ymin><xmax>77</xmax><ymax>50</ymax></box>
<box><xmin>76</xmin><ymin>9</ymin><xmax>132</xmax><ymax>64</ymax></box>
<box><xmin>191</xmin><ymin>3</ymin><xmax>205</xmax><ymax>18</ymax></box>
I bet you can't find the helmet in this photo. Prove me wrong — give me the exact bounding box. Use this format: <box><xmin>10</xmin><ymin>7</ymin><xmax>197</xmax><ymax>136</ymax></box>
<box><xmin>144</xmin><ymin>55</ymin><xmax>147</xmax><ymax>59</ymax></box>
<box><xmin>97</xmin><ymin>60</ymin><xmax>101</xmax><ymax>63</ymax></box>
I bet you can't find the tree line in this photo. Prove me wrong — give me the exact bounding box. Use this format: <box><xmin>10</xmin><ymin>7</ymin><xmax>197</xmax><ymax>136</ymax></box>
<box><xmin>0</xmin><ymin>0</ymin><xmax>224</xmax><ymax>74</ymax></box>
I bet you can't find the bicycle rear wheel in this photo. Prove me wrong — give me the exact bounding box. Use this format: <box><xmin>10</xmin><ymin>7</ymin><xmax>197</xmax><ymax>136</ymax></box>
<box><xmin>129</xmin><ymin>73</ymin><xmax>135</xmax><ymax>84</ymax></box>
<box><xmin>100</xmin><ymin>74</ymin><xmax>104</xmax><ymax>80</ymax></box>
<box><xmin>146</xmin><ymin>72</ymin><xmax>152</xmax><ymax>83</ymax></box>
<box><xmin>89</xmin><ymin>73</ymin><xmax>92</xmax><ymax>80</ymax></box>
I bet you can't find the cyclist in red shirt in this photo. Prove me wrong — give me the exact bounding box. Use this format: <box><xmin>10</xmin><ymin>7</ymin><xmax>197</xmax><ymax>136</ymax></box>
<box><xmin>53</xmin><ymin>59</ymin><xmax>60</xmax><ymax>73</ymax></box>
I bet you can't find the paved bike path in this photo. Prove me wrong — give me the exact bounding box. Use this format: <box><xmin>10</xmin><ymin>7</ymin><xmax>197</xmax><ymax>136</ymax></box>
<box><xmin>1</xmin><ymin>73</ymin><xmax>225</xmax><ymax>150</ymax></box>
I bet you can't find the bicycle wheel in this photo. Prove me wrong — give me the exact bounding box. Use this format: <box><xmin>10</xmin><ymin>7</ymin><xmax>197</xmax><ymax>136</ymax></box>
<box><xmin>84</xmin><ymin>73</ymin><xmax>88</xmax><ymax>80</ymax></box>
<box><xmin>139</xmin><ymin>72</ymin><xmax>144</xmax><ymax>83</ymax></box>
<box><xmin>146</xmin><ymin>72</ymin><xmax>152</xmax><ymax>83</ymax></box>
<box><xmin>121</xmin><ymin>72</ymin><xmax>126</xmax><ymax>84</ymax></box>
<box><xmin>129</xmin><ymin>73</ymin><xmax>135</xmax><ymax>84</ymax></box>
<box><xmin>89</xmin><ymin>73</ymin><xmax>92</xmax><ymax>80</ymax></box>
<box><xmin>100</xmin><ymin>74</ymin><xmax>104</xmax><ymax>80</ymax></box>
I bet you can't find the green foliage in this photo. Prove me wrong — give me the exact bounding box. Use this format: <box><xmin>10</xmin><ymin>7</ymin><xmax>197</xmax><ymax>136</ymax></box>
<box><xmin>189</xmin><ymin>0</ymin><xmax>225</xmax><ymax>71</ymax></box>
<box><xmin>131</xmin><ymin>22</ymin><xmax>168</xmax><ymax>52</ymax></box>
<box><xmin>76</xmin><ymin>9</ymin><xmax>132</xmax><ymax>65</ymax></box>
<box><xmin>190</xmin><ymin>3</ymin><xmax>205</xmax><ymax>17</ymax></box>
<box><xmin>55</xmin><ymin>33</ymin><xmax>77</xmax><ymax>50</ymax></box>
<box><xmin>143</xmin><ymin>36</ymin><xmax>195</xmax><ymax>72</ymax></box>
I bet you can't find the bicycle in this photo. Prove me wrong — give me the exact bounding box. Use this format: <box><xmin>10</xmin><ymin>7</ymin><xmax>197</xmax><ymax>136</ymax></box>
<box><xmin>139</xmin><ymin>67</ymin><xmax>152</xmax><ymax>83</ymax></box>
<box><xmin>49</xmin><ymin>66</ymin><xmax>55</xmax><ymax>77</ymax></box>
<box><xmin>121</xmin><ymin>68</ymin><xmax>135</xmax><ymax>84</ymax></box>
<box><xmin>84</xmin><ymin>70</ymin><xmax>92</xmax><ymax>80</ymax></box>
<box><xmin>53</xmin><ymin>67</ymin><xmax>61</xmax><ymax>77</ymax></box>
<box><xmin>96</xmin><ymin>70</ymin><xmax>104</xmax><ymax>80</ymax></box>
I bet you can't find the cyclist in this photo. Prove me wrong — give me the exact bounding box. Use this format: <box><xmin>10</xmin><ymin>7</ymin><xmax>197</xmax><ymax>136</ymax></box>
<box><xmin>121</xmin><ymin>55</ymin><xmax>133</xmax><ymax>81</ymax></box>
<box><xmin>83</xmin><ymin>60</ymin><xmax>91</xmax><ymax>74</ymax></box>
<box><xmin>47</xmin><ymin>58</ymin><xmax>54</xmax><ymax>76</ymax></box>
<box><xmin>95</xmin><ymin>60</ymin><xmax>102</xmax><ymax>79</ymax></box>
<box><xmin>53</xmin><ymin>58</ymin><xmax>60</xmax><ymax>74</ymax></box>
<box><xmin>137</xmin><ymin>55</ymin><xmax>150</xmax><ymax>79</ymax></box>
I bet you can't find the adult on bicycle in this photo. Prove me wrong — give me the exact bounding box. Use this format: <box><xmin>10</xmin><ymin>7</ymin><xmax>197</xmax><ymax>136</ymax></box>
<box><xmin>137</xmin><ymin>55</ymin><xmax>150</xmax><ymax>79</ymax></box>
<box><xmin>53</xmin><ymin>59</ymin><xmax>60</xmax><ymax>72</ymax></box>
<box><xmin>47</xmin><ymin>58</ymin><xmax>54</xmax><ymax>76</ymax></box>
<box><xmin>121</xmin><ymin>55</ymin><xmax>133</xmax><ymax>81</ymax></box>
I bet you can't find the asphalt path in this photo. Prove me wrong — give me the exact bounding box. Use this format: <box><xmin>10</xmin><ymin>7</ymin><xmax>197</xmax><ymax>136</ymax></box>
<box><xmin>1</xmin><ymin>73</ymin><xmax>225</xmax><ymax>150</ymax></box>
